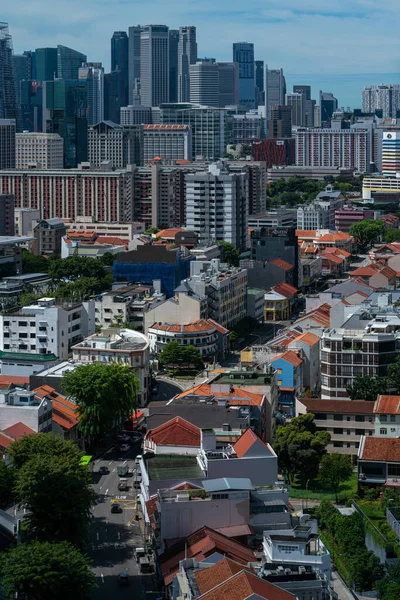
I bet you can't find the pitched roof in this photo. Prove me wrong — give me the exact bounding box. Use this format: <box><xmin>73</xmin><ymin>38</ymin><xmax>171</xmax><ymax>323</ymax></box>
<box><xmin>272</xmin><ymin>350</ymin><xmax>303</xmax><ymax>367</ymax></box>
<box><xmin>351</xmin><ymin>263</ymin><xmax>382</xmax><ymax>276</ymax></box>
<box><xmin>299</xmin><ymin>398</ymin><xmax>375</xmax><ymax>415</ymax></box>
<box><xmin>149</xmin><ymin>320</ymin><xmax>215</xmax><ymax>334</ymax></box>
<box><xmin>269</xmin><ymin>258</ymin><xmax>293</xmax><ymax>271</ymax></box>
<box><xmin>207</xmin><ymin>319</ymin><xmax>229</xmax><ymax>335</ymax></box>
<box><xmin>233</xmin><ymin>428</ymin><xmax>272</xmax><ymax>458</ymax></box>
<box><xmin>0</xmin><ymin>431</ymin><xmax>16</xmax><ymax>450</ymax></box>
<box><xmin>323</xmin><ymin>247</ymin><xmax>351</xmax><ymax>258</ymax></box>
<box><xmin>174</xmin><ymin>384</ymin><xmax>264</xmax><ymax>406</ymax></box>
<box><xmin>160</xmin><ymin>526</ymin><xmax>255</xmax><ymax>586</ymax></box>
<box><xmin>145</xmin><ymin>416</ymin><xmax>201</xmax><ymax>448</ymax></box>
<box><xmin>374</xmin><ymin>395</ymin><xmax>400</xmax><ymax>415</ymax></box>
<box><xmin>317</xmin><ymin>231</ymin><xmax>352</xmax><ymax>243</ymax></box>
<box><xmin>291</xmin><ymin>332</ymin><xmax>320</xmax><ymax>347</ymax></box>
<box><xmin>198</xmin><ymin>570</ymin><xmax>296</xmax><ymax>600</ymax></box>
<box><xmin>322</xmin><ymin>253</ymin><xmax>343</xmax><ymax>265</ymax></box>
<box><xmin>3</xmin><ymin>422</ymin><xmax>36</xmax><ymax>440</ymax></box>
<box><xmin>194</xmin><ymin>558</ymin><xmax>253</xmax><ymax>595</ymax></box>
<box><xmin>360</xmin><ymin>437</ymin><xmax>400</xmax><ymax>462</ymax></box>
<box><xmin>34</xmin><ymin>385</ymin><xmax>79</xmax><ymax>431</ymax></box>
<box><xmin>296</xmin><ymin>303</ymin><xmax>331</xmax><ymax>328</ymax></box>
<box><xmin>157</xmin><ymin>228</ymin><xmax>184</xmax><ymax>239</ymax></box>
<box><xmin>272</xmin><ymin>282</ymin><xmax>298</xmax><ymax>298</ymax></box>
<box><xmin>0</xmin><ymin>375</ymin><xmax>29</xmax><ymax>388</ymax></box>
<box><xmin>379</xmin><ymin>266</ymin><xmax>397</xmax><ymax>280</ymax></box>
<box><xmin>295</xmin><ymin>230</ymin><xmax>317</xmax><ymax>237</ymax></box>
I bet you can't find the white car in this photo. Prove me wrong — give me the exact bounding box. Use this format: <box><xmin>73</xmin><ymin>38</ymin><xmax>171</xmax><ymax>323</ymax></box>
<box><xmin>119</xmin><ymin>444</ymin><xmax>130</xmax><ymax>452</ymax></box>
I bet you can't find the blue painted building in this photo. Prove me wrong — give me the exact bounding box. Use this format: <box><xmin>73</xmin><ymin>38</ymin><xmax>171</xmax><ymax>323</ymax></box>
<box><xmin>270</xmin><ymin>350</ymin><xmax>303</xmax><ymax>416</ymax></box>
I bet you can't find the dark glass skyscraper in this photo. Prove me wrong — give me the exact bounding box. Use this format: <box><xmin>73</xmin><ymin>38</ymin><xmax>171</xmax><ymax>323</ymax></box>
<box><xmin>111</xmin><ymin>31</ymin><xmax>128</xmax><ymax>107</ymax></box>
<box><xmin>319</xmin><ymin>91</ymin><xmax>338</xmax><ymax>126</ymax></box>
<box><xmin>169</xmin><ymin>29</ymin><xmax>179</xmax><ymax>103</ymax></box>
<box><xmin>0</xmin><ymin>23</ymin><xmax>20</xmax><ymax>125</ymax></box>
<box><xmin>104</xmin><ymin>71</ymin><xmax>124</xmax><ymax>123</ymax></box>
<box><xmin>232</xmin><ymin>42</ymin><xmax>255</xmax><ymax>109</ymax></box>
<box><xmin>128</xmin><ymin>26</ymin><xmax>142</xmax><ymax>105</ymax></box>
<box><xmin>255</xmin><ymin>60</ymin><xmax>264</xmax><ymax>106</ymax></box>
<box><xmin>20</xmin><ymin>80</ymin><xmax>43</xmax><ymax>132</ymax></box>
<box><xmin>57</xmin><ymin>45</ymin><xmax>87</xmax><ymax>80</ymax></box>
<box><xmin>43</xmin><ymin>79</ymin><xmax>88</xmax><ymax>167</ymax></box>
<box><xmin>35</xmin><ymin>47</ymin><xmax>57</xmax><ymax>82</ymax></box>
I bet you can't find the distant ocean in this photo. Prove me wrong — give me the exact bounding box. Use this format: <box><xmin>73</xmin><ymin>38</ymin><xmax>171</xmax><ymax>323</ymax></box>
<box><xmin>285</xmin><ymin>73</ymin><xmax>400</xmax><ymax>111</ymax></box>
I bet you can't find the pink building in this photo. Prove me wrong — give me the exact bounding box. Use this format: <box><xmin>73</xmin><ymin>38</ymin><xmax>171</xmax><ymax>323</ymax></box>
<box><xmin>335</xmin><ymin>207</ymin><xmax>375</xmax><ymax>233</ymax></box>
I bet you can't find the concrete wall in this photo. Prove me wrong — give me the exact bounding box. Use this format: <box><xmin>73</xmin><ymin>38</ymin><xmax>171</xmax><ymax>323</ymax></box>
<box><xmin>144</xmin><ymin>293</ymin><xmax>202</xmax><ymax>333</ymax></box>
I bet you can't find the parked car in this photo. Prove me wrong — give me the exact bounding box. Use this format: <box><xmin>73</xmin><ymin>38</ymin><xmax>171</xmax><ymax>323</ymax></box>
<box><xmin>119</xmin><ymin>572</ymin><xmax>129</xmax><ymax>586</ymax></box>
<box><xmin>119</xmin><ymin>444</ymin><xmax>130</xmax><ymax>452</ymax></box>
<box><xmin>118</xmin><ymin>434</ymin><xmax>131</xmax><ymax>444</ymax></box>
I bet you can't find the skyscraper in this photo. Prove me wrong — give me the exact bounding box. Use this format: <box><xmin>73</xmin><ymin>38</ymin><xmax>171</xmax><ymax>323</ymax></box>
<box><xmin>20</xmin><ymin>81</ymin><xmax>42</xmax><ymax>132</ymax></box>
<box><xmin>43</xmin><ymin>79</ymin><xmax>87</xmax><ymax>168</ymax></box>
<box><xmin>104</xmin><ymin>71</ymin><xmax>124</xmax><ymax>124</ymax></box>
<box><xmin>111</xmin><ymin>31</ymin><xmax>129</xmax><ymax>107</ymax></box>
<box><xmin>12</xmin><ymin>54</ymin><xmax>30</xmax><ymax>93</ymax></box>
<box><xmin>57</xmin><ymin>45</ymin><xmax>87</xmax><ymax>80</ymax></box>
<box><xmin>362</xmin><ymin>85</ymin><xmax>400</xmax><ymax>120</ymax></box>
<box><xmin>268</xmin><ymin>105</ymin><xmax>292</xmax><ymax>139</ymax></box>
<box><xmin>178</xmin><ymin>26</ymin><xmax>197</xmax><ymax>103</ymax></box>
<box><xmin>140</xmin><ymin>25</ymin><xmax>169</xmax><ymax>107</ymax></box>
<box><xmin>382</xmin><ymin>131</ymin><xmax>400</xmax><ymax>177</ymax></box>
<box><xmin>0</xmin><ymin>119</ymin><xmax>16</xmax><ymax>168</ymax></box>
<box><xmin>265</xmin><ymin>67</ymin><xmax>285</xmax><ymax>120</ymax></box>
<box><xmin>168</xmin><ymin>30</ymin><xmax>179</xmax><ymax>103</ymax></box>
<box><xmin>232</xmin><ymin>42</ymin><xmax>255</xmax><ymax>109</ymax></box>
<box><xmin>217</xmin><ymin>63</ymin><xmax>239</xmax><ymax>107</ymax></box>
<box><xmin>293</xmin><ymin>85</ymin><xmax>315</xmax><ymax>127</ymax></box>
<box><xmin>255</xmin><ymin>60</ymin><xmax>264</xmax><ymax>107</ymax></box>
<box><xmin>285</xmin><ymin>92</ymin><xmax>303</xmax><ymax>127</ymax></box>
<box><xmin>319</xmin><ymin>91</ymin><xmax>338</xmax><ymax>126</ymax></box>
<box><xmin>35</xmin><ymin>47</ymin><xmax>57</xmax><ymax>82</ymax></box>
<box><xmin>189</xmin><ymin>60</ymin><xmax>219</xmax><ymax>107</ymax></box>
<box><xmin>0</xmin><ymin>23</ymin><xmax>19</xmax><ymax>125</ymax></box>
<box><xmin>128</xmin><ymin>26</ymin><xmax>142</xmax><ymax>105</ymax></box>
<box><xmin>78</xmin><ymin>63</ymin><xmax>104</xmax><ymax>125</ymax></box>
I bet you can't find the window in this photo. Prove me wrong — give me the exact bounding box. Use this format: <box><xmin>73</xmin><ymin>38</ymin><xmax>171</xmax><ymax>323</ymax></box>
<box><xmin>390</xmin><ymin>415</ymin><xmax>396</xmax><ymax>423</ymax></box>
<box><xmin>334</xmin><ymin>428</ymin><xmax>343</xmax><ymax>435</ymax></box>
<box><xmin>18</xmin><ymin>321</ymin><xmax>27</xmax><ymax>327</ymax></box>
<box><xmin>315</xmin><ymin>413</ymin><xmax>327</xmax><ymax>420</ymax></box>
<box><xmin>355</xmin><ymin>415</ymin><xmax>364</xmax><ymax>422</ymax></box>
<box><xmin>3</xmin><ymin>332</ymin><xmax>9</xmax><ymax>338</ymax></box>
<box><xmin>388</xmin><ymin>464</ymin><xmax>400</xmax><ymax>477</ymax></box>
<box><xmin>381</xmin><ymin>415</ymin><xmax>388</xmax><ymax>422</ymax></box>
<box><xmin>277</xmin><ymin>380</ymin><xmax>282</xmax><ymax>386</ymax></box>
<box><xmin>357</xmin><ymin>429</ymin><xmax>365</xmax><ymax>435</ymax></box>
<box><xmin>277</xmin><ymin>545</ymin><xmax>298</xmax><ymax>553</ymax></box>
<box><xmin>212</xmin><ymin>493</ymin><xmax>229</xmax><ymax>500</ymax></box>
<box><xmin>333</xmin><ymin>441</ymin><xmax>343</xmax><ymax>447</ymax></box>
<box><xmin>347</xmin><ymin>430</ymin><xmax>351</xmax><ymax>435</ymax></box>
<box><xmin>277</xmin><ymin>368</ymin><xmax>282</xmax><ymax>375</ymax></box>
<box><xmin>334</xmin><ymin>415</ymin><xmax>343</xmax><ymax>421</ymax></box>
<box><xmin>380</xmin><ymin>428</ymin><xmax>387</xmax><ymax>435</ymax></box>
<box><xmin>19</xmin><ymin>333</ymin><xmax>28</xmax><ymax>339</ymax></box>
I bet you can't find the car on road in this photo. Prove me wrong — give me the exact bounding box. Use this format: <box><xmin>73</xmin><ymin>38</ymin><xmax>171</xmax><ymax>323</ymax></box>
<box><xmin>111</xmin><ymin>502</ymin><xmax>123</xmax><ymax>514</ymax></box>
<box><xmin>119</xmin><ymin>444</ymin><xmax>130</xmax><ymax>452</ymax></box>
<box><xmin>118</xmin><ymin>434</ymin><xmax>131</xmax><ymax>444</ymax></box>
<box><xmin>118</xmin><ymin>572</ymin><xmax>129</xmax><ymax>586</ymax></box>
<box><xmin>118</xmin><ymin>478</ymin><xmax>129</xmax><ymax>491</ymax></box>
<box><xmin>98</xmin><ymin>466</ymin><xmax>109</xmax><ymax>475</ymax></box>
<box><xmin>131</xmin><ymin>433</ymin><xmax>144</xmax><ymax>444</ymax></box>
<box><xmin>135</xmin><ymin>455</ymin><xmax>142</xmax><ymax>465</ymax></box>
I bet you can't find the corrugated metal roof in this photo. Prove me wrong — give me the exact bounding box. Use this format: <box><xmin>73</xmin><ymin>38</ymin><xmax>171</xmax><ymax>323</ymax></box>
<box><xmin>202</xmin><ymin>478</ymin><xmax>254</xmax><ymax>493</ymax></box>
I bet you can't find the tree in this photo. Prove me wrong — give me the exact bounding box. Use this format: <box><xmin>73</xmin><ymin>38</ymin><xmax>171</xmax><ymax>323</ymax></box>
<box><xmin>62</xmin><ymin>362</ymin><xmax>139</xmax><ymax>442</ymax></box>
<box><xmin>48</xmin><ymin>256</ymin><xmax>106</xmax><ymax>282</ymax></box>
<box><xmin>7</xmin><ymin>432</ymin><xmax>84</xmax><ymax>471</ymax></box>
<box><xmin>377</xmin><ymin>560</ymin><xmax>400</xmax><ymax>600</ymax></box>
<box><xmin>319</xmin><ymin>453</ymin><xmax>353</xmax><ymax>502</ymax></box>
<box><xmin>0</xmin><ymin>540</ymin><xmax>95</xmax><ymax>600</ymax></box>
<box><xmin>347</xmin><ymin>374</ymin><xmax>388</xmax><ymax>402</ymax></box>
<box><xmin>350</xmin><ymin>219</ymin><xmax>385</xmax><ymax>248</ymax></box>
<box><xmin>14</xmin><ymin>453</ymin><xmax>95</xmax><ymax>546</ymax></box>
<box><xmin>0</xmin><ymin>462</ymin><xmax>14</xmax><ymax>508</ymax></box>
<box><xmin>384</xmin><ymin>229</ymin><xmax>400</xmax><ymax>243</ymax></box>
<box><xmin>219</xmin><ymin>241</ymin><xmax>240</xmax><ymax>267</ymax></box>
<box><xmin>274</xmin><ymin>413</ymin><xmax>331</xmax><ymax>485</ymax></box>
<box><xmin>22</xmin><ymin>250</ymin><xmax>50</xmax><ymax>274</ymax></box>
<box><xmin>158</xmin><ymin>341</ymin><xmax>205</xmax><ymax>372</ymax></box>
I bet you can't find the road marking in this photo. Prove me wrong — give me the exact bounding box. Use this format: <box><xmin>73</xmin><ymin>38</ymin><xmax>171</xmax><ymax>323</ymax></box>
<box><xmin>123</xmin><ymin>460</ymin><xmax>127</xmax><ymax>465</ymax></box>
<box><xmin>112</xmin><ymin>468</ymin><xmax>116</xmax><ymax>472</ymax></box>
<box><xmin>105</xmin><ymin>489</ymin><xmax>108</xmax><ymax>495</ymax></box>
<box><xmin>118</xmin><ymin>532</ymin><xmax>120</xmax><ymax>540</ymax></box>
<box><xmin>108</xmin><ymin>461</ymin><xmax>113</xmax><ymax>465</ymax></box>
<box><xmin>99</xmin><ymin>486</ymin><xmax>102</xmax><ymax>491</ymax></box>
<box><xmin>101</xmin><ymin>574</ymin><xmax>104</xmax><ymax>584</ymax></box>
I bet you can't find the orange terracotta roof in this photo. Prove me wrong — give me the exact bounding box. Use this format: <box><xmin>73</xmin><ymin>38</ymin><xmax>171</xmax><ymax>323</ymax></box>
<box><xmin>3</xmin><ymin>422</ymin><xmax>36</xmax><ymax>440</ymax></box>
<box><xmin>157</xmin><ymin>228</ymin><xmax>184</xmax><ymax>239</ymax></box>
<box><xmin>194</xmin><ymin>558</ymin><xmax>253</xmax><ymax>595</ymax></box>
<box><xmin>296</xmin><ymin>303</ymin><xmax>331</xmax><ymax>328</ymax></box>
<box><xmin>0</xmin><ymin>375</ymin><xmax>29</xmax><ymax>388</ymax></box>
<box><xmin>374</xmin><ymin>395</ymin><xmax>400</xmax><ymax>415</ymax></box>
<box><xmin>322</xmin><ymin>253</ymin><xmax>343</xmax><ymax>265</ymax></box>
<box><xmin>295</xmin><ymin>230</ymin><xmax>317</xmax><ymax>237</ymax></box>
<box><xmin>34</xmin><ymin>386</ymin><xmax>79</xmax><ymax>431</ymax></box>
<box><xmin>160</xmin><ymin>526</ymin><xmax>255</xmax><ymax>586</ymax></box>
<box><xmin>269</xmin><ymin>258</ymin><xmax>293</xmax><ymax>271</ymax></box>
<box><xmin>174</xmin><ymin>384</ymin><xmax>264</xmax><ymax>406</ymax></box>
<box><xmin>300</xmin><ymin>398</ymin><xmax>375</xmax><ymax>415</ymax></box>
<box><xmin>273</xmin><ymin>350</ymin><xmax>303</xmax><ymax>367</ymax></box>
<box><xmin>233</xmin><ymin>428</ymin><xmax>271</xmax><ymax>458</ymax></box>
<box><xmin>150</xmin><ymin>320</ymin><xmax>215</xmax><ymax>334</ymax></box>
<box><xmin>145</xmin><ymin>416</ymin><xmax>200</xmax><ymax>448</ymax></box>
<box><xmin>379</xmin><ymin>266</ymin><xmax>397</xmax><ymax>280</ymax></box>
<box><xmin>207</xmin><ymin>318</ymin><xmax>229</xmax><ymax>335</ymax></box>
<box><xmin>360</xmin><ymin>437</ymin><xmax>400</xmax><ymax>462</ymax></box>
<box><xmin>198</xmin><ymin>570</ymin><xmax>295</xmax><ymax>600</ymax></box>
<box><xmin>145</xmin><ymin>495</ymin><xmax>158</xmax><ymax>518</ymax></box>
<box><xmin>0</xmin><ymin>431</ymin><xmax>15</xmax><ymax>450</ymax></box>
<box><xmin>292</xmin><ymin>332</ymin><xmax>320</xmax><ymax>347</ymax></box>
<box><xmin>323</xmin><ymin>247</ymin><xmax>351</xmax><ymax>258</ymax></box>
<box><xmin>317</xmin><ymin>231</ymin><xmax>352</xmax><ymax>243</ymax></box>
<box><xmin>95</xmin><ymin>236</ymin><xmax>129</xmax><ymax>246</ymax></box>
<box><xmin>272</xmin><ymin>282</ymin><xmax>298</xmax><ymax>298</ymax></box>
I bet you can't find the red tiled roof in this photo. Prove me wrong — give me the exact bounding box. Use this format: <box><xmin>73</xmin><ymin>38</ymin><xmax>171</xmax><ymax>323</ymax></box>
<box><xmin>150</xmin><ymin>320</ymin><xmax>215</xmax><ymax>334</ymax></box>
<box><xmin>95</xmin><ymin>236</ymin><xmax>129</xmax><ymax>246</ymax></box>
<box><xmin>198</xmin><ymin>570</ymin><xmax>296</xmax><ymax>600</ymax></box>
<box><xmin>207</xmin><ymin>319</ymin><xmax>229</xmax><ymax>335</ymax></box>
<box><xmin>317</xmin><ymin>231</ymin><xmax>352</xmax><ymax>243</ymax></box>
<box><xmin>0</xmin><ymin>375</ymin><xmax>29</xmax><ymax>388</ymax></box>
<box><xmin>194</xmin><ymin>557</ymin><xmax>253</xmax><ymax>595</ymax></box>
<box><xmin>3</xmin><ymin>422</ymin><xmax>36</xmax><ymax>440</ymax></box>
<box><xmin>296</xmin><ymin>303</ymin><xmax>331</xmax><ymax>328</ymax></box>
<box><xmin>322</xmin><ymin>253</ymin><xmax>343</xmax><ymax>265</ymax></box>
<box><xmin>269</xmin><ymin>258</ymin><xmax>293</xmax><ymax>271</ymax></box>
<box><xmin>295</xmin><ymin>230</ymin><xmax>317</xmax><ymax>237</ymax></box>
<box><xmin>145</xmin><ymin>495</ymin><xmax>158</xmax><ymax>518</ymax></box>
<box><xmin>323</xmin><ymin>247</ymin><xmax>351</xmax><ymax>258</ymax></box>
<box><xmin>0</xmin><ymin>431</ymin><xmax>15</xmax><ymax>450</ymax></box>
<box><xmin>379</xmin><ymin>266</ymin><xmax>397</xmax><ymax>280</ymax></box>
<box><xmin>351</xmin><ymin>263</ymin><xmax>381</xmax><ymax>276</ymax></box>
<box><xmin>34</xmin><ymin>386</ymin><xmax>79</xmax><ymax>431</ymax></box>
<box><xmin>272</xmin><ymin>282</ymin><xmax>298</xmax><ymax>298</ymax></box>
<box><xmin>157</xmin><ymin>228</ymin><xmax>184</xmax><ymax>239</ymax></box>
<box><xmin>360</xmin><ymin>437</ymin><xmax>400</xmax><ymax>462</ymax></box>
<box><xmin>273</xmin><ymin>350</ymin><xmax>303</xmax><ymax>367</ymax></box>
<box><xmin>160</xmin><ymin>526</ymin><xmax>255</xmax><ymax>586</ymax></box>
<box><xmin>145</xmin><ymin>416</ymin><xmax>200</xmax><ymax>448</ymax></box>
<box><xmin>299</xmin><ymin>398</ymin><xmax>375</xmax><ymax>415</ymax></box>
<box><xmin>233</xmin><ymin>428</ymin><xmax>271</xmax><ymax>458</ymax></box>
<box><xmin>374</xmin><ymin>395</ymin><xmax>400</xmax><ymax>415</ymax></box>
<box><xmin>291</xmin><ymin>332</ymin><xmax>320</xmax><ymax>347</ymax></box>
<box><xmin>174</xmin><ymin>384</ymin><xmax>264</xmax><ymax>406</ymax></box>
<box><xmin>170</xmin><ymin>482</ymin><xmax>203</xmax><ymax>491</ymax></box>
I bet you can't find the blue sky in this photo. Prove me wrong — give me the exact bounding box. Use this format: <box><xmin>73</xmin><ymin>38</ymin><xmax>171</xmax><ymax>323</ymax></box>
<box><xmin>5</xmin><ymin>0</ymin><xmax>400</xmax><ymax>108</ymax></box>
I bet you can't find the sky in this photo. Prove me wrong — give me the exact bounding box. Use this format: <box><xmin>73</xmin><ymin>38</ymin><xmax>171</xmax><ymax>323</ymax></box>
<box><xmin>5</xmin><ymin>0</ymin><xmax>400</xmax><ymax>108</ymax></box>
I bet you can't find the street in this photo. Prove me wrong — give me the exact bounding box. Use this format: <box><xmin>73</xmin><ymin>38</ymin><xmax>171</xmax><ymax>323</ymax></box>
<box><xmin>89</xmin><ymin>442</ymin><xmax>160</xmax><ymax>600</ymax></box>
<box><xmin>152</xmin><ymin>379</ymin><xmax>185</xmax><ymax>402</ymax></box>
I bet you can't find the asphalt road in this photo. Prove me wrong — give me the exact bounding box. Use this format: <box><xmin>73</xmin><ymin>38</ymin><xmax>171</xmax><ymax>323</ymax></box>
<box><xmin>89</xmin><ymin>442</ymin><xmax>160</xmax><ymax>600</ymax></box>
<box><xmin>151</xmin><ymin>379</ymin><xmax>183</xmax><ymax>403</ymax></box>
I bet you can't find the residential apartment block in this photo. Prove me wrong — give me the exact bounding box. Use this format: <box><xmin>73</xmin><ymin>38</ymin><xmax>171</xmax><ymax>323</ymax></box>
<box><xmin>15</xmin><ymin>132</ymin><xmax>63</xmax><ymax>169</ymax></box>
<box><xmin>87</xmin><ymin>121</ymin><xmax>143</xmax><ymax>168</ymax></box>
<box><xmin>296</xmin><ymin>127</ymin><xmax>369</xmax><ymax>172</ymax></box>
<box><xmin>143</xmin><ymin>124</ymin><xmax>192</xmax><ymax>163</ymax></box>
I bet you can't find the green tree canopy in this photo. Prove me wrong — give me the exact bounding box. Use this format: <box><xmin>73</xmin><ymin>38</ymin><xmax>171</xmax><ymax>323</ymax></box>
<box><xmin>0</xmin><ymin>461</ymin><xmax>14</xmax><ymax>508</ymax></box>
<box><xmin>7</xmin><ymin>432</ymin><xmax>84</xmax><ymax>471</ymax></box>
<box><xmin>350</xmin><ymin>219</ymin><xmax>385</xmax><ymax>248</ymax></box>
<box><xmin>62</xmin><ymin>362</ymin><xmax>139</xmax><ymax>441</ymax></box>
<box><xmin>48</xmin><ymin>256</ymin><xmax>106</xmax><ymax>282</ymax></box>
<box><xmin>219</xmin><ymin>241</ymin><xmax>240</xmax><ymax>266</ymax></box>
<box><xmin>377</xmin><ymin>560</ymin><xmax>400</xmax><ymax>600</ymax></box>
<box><xmin>319</xmin><ymin>453</ymin><xmax>353</xmax><ymax>502</ymax></box>
<box><xmin>158</xmin><ymin>341</ymin><xmax>205</xmax><ymax>372</ymax></box>
<box><xmin>0</xmin><ymin>540</ymin><xmax>95</xmax><ymax>600</ymax></box>
<box><xmin>14</xmin><ymin>453</ymin><xmax>95</xmax><ymax>546</ymax></box>
<box><xmin>22</xmin><ymin>250</ymin><xmax>50</xmax><ymax>274</ymax></box>
<box><xmin>347</xmin><ymin>374</ymin><xmax>388</xmax><ymax>402</ymax></box>
<box><xmin>384</xmin><ymin>229</ymin><xmax>400</xmax><ymax>243</ymax></box>
<box><xmin>274</xmin><ymin>413</ymin><xmax>331</xmax><ymax>485</ymax></box>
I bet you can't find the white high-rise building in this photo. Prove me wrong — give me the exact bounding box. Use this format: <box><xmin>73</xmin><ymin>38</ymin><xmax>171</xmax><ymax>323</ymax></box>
<box><xmin>265</xmin><ymin>67</ymin><xmax>285</xmax><ymax>120</ymax></box>
<box><xmin>120</xmin><ymin>105</ymin><xmax>152</xmax><ymax>126</ymax></box>
<box><xmin>362</xmin><ymin>84</ymin><xmax>400</xmax><ymax>120</ymax></box>
<box><xmin>143</xmin><ymin>124</ymin><xmax>192</xmax><ymax>163</ymax></box>
<box><xmin>296</xmin><ymin>128</ymin><xmax>369</xmax><ymax>173</ymax></box>
<box><xmin>78</xmin><ymin>62</ymin><xmax>104</xmax><ymax>125</ymax></box>
<box><xmin>178</xmin><ymin>26</ymin><xmax>197</xmax><ymax>103</ymax></box>
<box><xmin>140</xmin><ymin>25</ymin><xmax>169</xmax><ymax>107</ymax></box>
<box><xmin>189</xmin><ymin>60</ymin><xmax>219</xmax><ymax>108</ymax></box>
<box><xmin>88</xmin><ymin>121</ymin><xmax>143</xmax><ymax>168</ymax></box>
<box><xmin>16</xmin><ymin>132</ymin><xmax>63</xmax><ymax>169</ymax></box>
<box><xmin>186</xmin><ymin>162</ymin><xmax>249</xmax><ymax>250</ymax></box>
<box><xmin>285</xmin><ymin>92</ymin><xmax>303</xmax><ymax>127</ymax></box>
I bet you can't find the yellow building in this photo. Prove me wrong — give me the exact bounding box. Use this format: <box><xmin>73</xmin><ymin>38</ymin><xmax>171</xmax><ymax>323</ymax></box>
<box><xmin>264</xmin><ymin>282</ymin><xmax>298</xmax><ymax>322</ymax></box>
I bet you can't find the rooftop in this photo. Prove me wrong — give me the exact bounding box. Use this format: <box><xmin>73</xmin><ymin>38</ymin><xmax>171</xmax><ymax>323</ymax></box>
<box><xmin>360</xmin><ymin>436</ymin><xmax>400</xmax><ymax>462</ymax></box>
<box><xmin>174</xmin><ymin>383</ymin><xmax>265</xmax><ymax>406</ymax></box>
<box><xmin>149</xmin><ymin>320</ymin><xmax>215</xmax><ymax>334</ymax></box>
<box><xmin>202</xmin><ymin>478</ymin><xmax>254</xmax><ymax>493</ymax></box>
<box><xmin>144</xmin><ymin>454</ymin><xmax>205</xmax><ymax>481</ymax></box>
<box><xmin>291</xmin><ymin>332</ymin><xmax>320</xmax><ymax>347</ymax></box>
<box><xmin>299</xmin><ymin>398</ymin><xmax>375</xmax><ymax>415</ymax></box>
<box><xmin>271</xmin><ymin>350</ymin><xmax>303</xmax><ymax>368</ymax></box>
<box><xmin>145</xmin><ymin>416</ymin><xmax>201</xmax><ymax>448</ymax></box>
<box><xmin>194</xmin><ymin>557</ymin><xmax>254</xmax><ymax>596</ymax></box>
<box><xmin>0</xmin><ymin>351</ymin><xmax>58</xmax><ymax>362</ymax></box>
<box><xmin>374</xmin><ymin>395</ymin><xmax>400</xmax><ymax>415</ymax></box>
<box><xmin>198</xmin><ymin>570</ymin><xmax>295</xmax><ymax>600</ymax></box>
<box><xmin>233</xmin><ymin>428</ymin><xmax>275</xmax><ymax>459</ymax></box>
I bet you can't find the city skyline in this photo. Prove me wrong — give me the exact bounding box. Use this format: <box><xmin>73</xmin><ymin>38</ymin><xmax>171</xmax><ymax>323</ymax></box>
<box><xmin>5</xmin><ymin>0</ymin><xmax>400</xmax><ymax>108</ymax></box>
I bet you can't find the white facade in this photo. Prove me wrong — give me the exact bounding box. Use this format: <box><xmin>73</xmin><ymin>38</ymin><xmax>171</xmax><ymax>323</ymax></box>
<box><xmin>286</xmin><ymin>93</ymin><xmax>303</xmax><ymax>127</ymax></box>
<box><xmin>0</xmin><ymin>387</ymin><xmax>52</xmax><ymax>433</ymax></box>
<box><xmin>265</xmin><ymin>68</ymin><xmax>285</xmax><ymax>120</ymax></box>
<box><xmin>14</xmin><ymin>207</ymin><xmax>40</xmax><ymax>236</ymax></box>
<box><xmin>87</xmin><ymin>122</ymin><xmax>139</xmax><ymax>169</ymax></box>
<box><xmin>296</xmin><ymin>128</ymin><xmax>369</xmax><ymax>172</ymax></box>
<box><xmin>189</xmin><ymin>60</ymin><xmax>219</xmax><ymax>108</ymax></box>
<box><xmin>185</xmin><ymin>162</ymin><xmax>249</xmax><ymax>250</ymax></box>
<box><xmin>0</xmin><ymin>297</ymin><xmax>95</xmax><ymax>362</ymax></box>
<box><xmin>143</xmin><ymin>124</ymin><xmax>192</xmax><ymax>163</ymax></box>
<box><xmin>120</xmin><ymin>105</ymin><xmax>152</xmax><ymax>126</ymax></box>
<box><xmin>62</xmin><ymin>218</ymin><xmax>143</xmax><ymax>241</ymax></box>
<box><xmin>71</xmin><ymin>329</ymin><xmax>150</xmax><ymax>406</ymax></box>
<box><xmin>15</xmin><ymin>133</ymin><xmax>63</xmax><ymax>169</ymax></box>
<box><xmin>362</xmin><ymin>84</ymin><xmax>400</xmax><ymax>120</ymax></box>
<box><xmin>148</xmin><ymin>320</ymin><xmax>217</xmax><ymax>358</ymax></box>
<box><xmin>140</xmin><ymin>25</ymin><xmax>169</xmax><ymax>107</ymax></box>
